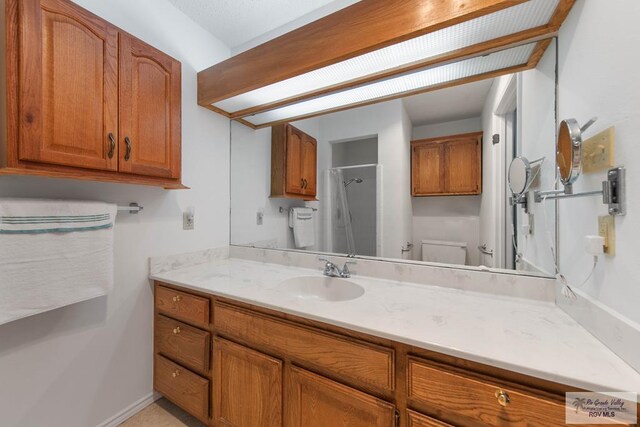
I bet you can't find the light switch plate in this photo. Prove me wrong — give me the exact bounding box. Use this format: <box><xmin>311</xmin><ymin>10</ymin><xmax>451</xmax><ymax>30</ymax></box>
<box><xmin>183</xmin><ymin>212</ymin><xmax>194</xmax><ymax>230</ymax></box>
<box><xmin>583</xmin><ymin>127</ymin><xmax>615</xmax><ymax>173</ymax></box>
<box><xmin>598</xmin><ymin>215</ymin><xmax>615</xmax><ymax>255</ymax></box>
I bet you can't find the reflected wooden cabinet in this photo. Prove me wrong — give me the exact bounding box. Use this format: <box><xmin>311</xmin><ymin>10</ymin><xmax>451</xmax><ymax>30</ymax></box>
<box><xmin>213</xmin><ymin>338</ymin><xmax>282</xmax><ymax>427</ymax></box>
<box><xmin>271</xmin><ymin>123</ymin><xmax>317</xmax><ymax>200</ymax></box>
<box><xmin>2</xmin><ymin>0</ymin><xmax>183</xmax><ymax>188</ymax></box>
<box><xmin>411</xmin><ymin>132</ymin><xmax>482</xmax><ymax>196</ymax></box>
<box><xmin>286</xmin><ymin>366</ymin><xmax>396</xmax><ymax>427</ymax></box>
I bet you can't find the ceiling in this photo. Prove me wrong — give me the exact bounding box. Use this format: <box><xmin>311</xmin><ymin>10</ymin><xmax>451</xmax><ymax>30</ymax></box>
<box><xmin>168</xmin><ymin>0</ymin><xmax>357</xmax><ymax>51</ymax></box>
<box><xmin>402</xmin><ymin>79</ymin><xmax>494</xmax><ymax>127</ymax></box>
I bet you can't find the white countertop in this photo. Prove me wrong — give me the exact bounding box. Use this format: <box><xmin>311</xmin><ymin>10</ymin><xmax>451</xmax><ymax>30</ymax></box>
<box><xmin>151</xmin><ymin>258</ymin><xmax>640</xmax><ymax>393</ymax></box>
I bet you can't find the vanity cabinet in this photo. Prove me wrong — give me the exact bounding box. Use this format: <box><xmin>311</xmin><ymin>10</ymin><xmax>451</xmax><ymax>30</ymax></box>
<box><xmin>1</xmin><ymin>0</ymin><xmax>184</xmax><ymax>188</ymax></box>
<box><xmin>411</xmin><ymin>132</ymin><xmax>482</xmax><ymax>196</ymax></box>
<box><xmin>271</xmin><ymin>123</ymin><xmax>317</xmax><ymax>200</ymax></box>
<box><xmin>153</xmin><ymin>281</ymin><xmax>598</xmax><ymax>427</ymax></box>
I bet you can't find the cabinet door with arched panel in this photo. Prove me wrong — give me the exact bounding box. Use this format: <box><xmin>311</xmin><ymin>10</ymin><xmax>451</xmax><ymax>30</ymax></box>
<box><xmin>18</xmin><ymin>0</ymin><xmax>119</xmax><ymax>171</ymax></box>
<box><xmin>119</xmin><ymin>33</ymin><xmax>181</xmax><ymax>179</ymax></box>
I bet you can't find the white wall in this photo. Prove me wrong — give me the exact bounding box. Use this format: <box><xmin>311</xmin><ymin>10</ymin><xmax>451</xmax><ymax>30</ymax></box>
<box><xmin>480</xmin><ymin>77</ymin><xmax>512</xmax><ymax>269</ymax></box>
<box><xmin>319</xmin><ymin>100</ymin><xmax>413</xmax><ymax>259</ymax></box>
<box><xmin>410</xmin><ymin>118</ymin><xmax>483</xmax><ymax>265</ymax></box>
<box><xmin>517</xmin><ymin>42</ymin><xmax>558</xmax><ymax>275</ymax></box>
<box><xmin>0</xmin><ymin>2</ymin><xmax>230</xmax><ymax>426</ymax></box>
<box><xmin>412</xmin><ymin>117</ymin><xmax>482</xmax><ymax>140</ymax></box>
<box><xmin>230</xmin><ymin>100</ymin><xmax>413</xmax><ymax>259</ymax></box>
<box><xmin>556</xmin><ymin>0</ymin><xmax>640</xmax><ymax>324</ymax></box>
<box><xmin>230</xmin><ymin>118</ymin><xmax>321</xmax><ymax>251</ymax></box>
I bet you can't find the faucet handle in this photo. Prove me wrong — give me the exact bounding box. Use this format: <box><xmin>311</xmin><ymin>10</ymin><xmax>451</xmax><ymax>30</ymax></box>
<box><xmin>340</xmin><ymin>260</ymin><xmax>356</xmax><ymax>277</ymax></box>
<box><xmin>318</xmin><ymin>257</ymin><xmax>332</xmax><ymax>266</ymax></box>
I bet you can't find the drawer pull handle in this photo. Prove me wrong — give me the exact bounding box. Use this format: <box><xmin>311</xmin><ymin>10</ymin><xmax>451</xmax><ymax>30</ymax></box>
<box><xmin>172</xmin><ymin>327</ymin><xmax>181</xmax><ymax>334</ymax></box>
<box><xmin>172</xmin><ymin>370</ymin><xmax>180</xmax><ymax>378</ymax></box>
<box><xmin>172</xmin><ymin>295</ymin><xmax>182</xmax><ymax>303</ymax></box>
<box><xmin>495</xmin><ymin>390</ymin><xmax>511</xmax><ymax>407</ymax></box>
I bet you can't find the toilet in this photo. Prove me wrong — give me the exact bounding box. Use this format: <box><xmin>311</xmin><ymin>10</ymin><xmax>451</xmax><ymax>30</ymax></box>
<box><xmin>421</xmin><ymin>239</ymin><xmax>467</xmax><ymax>265</ymax></box>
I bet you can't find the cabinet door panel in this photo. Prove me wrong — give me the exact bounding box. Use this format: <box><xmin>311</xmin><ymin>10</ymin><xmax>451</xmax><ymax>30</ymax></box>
<box><xmin>18</xmin><ymin>0</ymin><xmax>118</xmax><ymax>170</ymax></box>
<box><xmin>285</xmin><ymin>125</ymin><xmax>304</xmax><ymax>195</ymax></box>
<box><xmin>412</xmin><ymin>143</ymin><xmax>444</xmax><ymax>195</ymax></box>
<box><xmin>214</xmin><ymin>338</ymin><xmax>282</xmax><ymax>427</ymax></box>
<box><xmin>301</xmin><ymin>134</ymin><xmax>317</xmax><ymax>197</ymax></box>
<box><xmin>286</xmin><ymin>366</ymin><xmax>395</xmax><ymax>427</ymax></box>
<box><xmin>408</xmin><ymin>410</ymin><xmax>454</xmax><ymax>427</ymax></box>
<box><xmin>119</xmin><ymin>33</ymin><xmax>181</xmax><ymax>178</ymax></box>
<box><xmin>444</xmin><ymin>138</ymin><xmax>481</xmax><ymax>194</ymax></box>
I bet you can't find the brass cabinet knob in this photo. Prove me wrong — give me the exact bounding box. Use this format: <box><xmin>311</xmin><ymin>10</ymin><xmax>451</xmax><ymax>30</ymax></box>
<box><xmin>172</xmin><ymin>370</ymin><xmax>180</xmax><ymax>378</ymax></box>
<box><xmin>172</xmin><ymin>295</ymin><xmax>182</xmax><ymax>303</ymax></box>
<box><xmin>172</xmin><ymin>327</ymin><xmax>181</xmax><ymax>334</ymax></box>
<box><xmin>495</xmin><ymin>389</ymin><xmax>511</xmax><ymax>407</ymax></box>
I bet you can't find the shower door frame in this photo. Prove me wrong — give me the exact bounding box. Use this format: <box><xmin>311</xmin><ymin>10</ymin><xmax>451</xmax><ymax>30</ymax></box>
<box><xmin>324</xmin><ymin>164</ymin><xmax>383</xmax><ymax>257</ymax></box>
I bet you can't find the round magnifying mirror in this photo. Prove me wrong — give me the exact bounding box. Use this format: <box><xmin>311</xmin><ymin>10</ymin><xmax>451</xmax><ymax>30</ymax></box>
<box><xmin>508</xmin><ymin>157</ymin><xmax>532</xmax><ymax>195</ymax></box>
<box><xmin>557</xmin><ymin>118</ymin><xmax>584</xmax><ymax>186</ymax></box>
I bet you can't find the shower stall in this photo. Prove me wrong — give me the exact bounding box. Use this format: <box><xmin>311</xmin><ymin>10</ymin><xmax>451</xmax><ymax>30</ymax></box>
<box><xmin>325</xmin><ymin>164</ymin><xmax>382</xmax><ymax>257</ymax></box>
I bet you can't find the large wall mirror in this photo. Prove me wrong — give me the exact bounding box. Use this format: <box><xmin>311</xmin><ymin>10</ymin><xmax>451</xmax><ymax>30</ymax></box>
<box><xmin>230</xmin><ymin>41</ymin><xmax>559</xmax><ymax>277</ymax></box>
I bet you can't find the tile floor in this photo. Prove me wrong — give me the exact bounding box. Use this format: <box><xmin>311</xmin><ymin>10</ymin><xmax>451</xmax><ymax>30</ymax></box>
<box><xmin>120</xmin><ymin>398</ymin><xmax>205</xmax><ymax>427</ymax></box>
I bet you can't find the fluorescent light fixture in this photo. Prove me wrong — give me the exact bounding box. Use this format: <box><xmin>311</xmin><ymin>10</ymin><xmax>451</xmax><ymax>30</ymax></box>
<box><xmin>214</xmin><ymin>0</ymin><xmax>558</xmax><ymax>115</ymax></box>
<box><xmin>243</xmin><ymin>43</ymin><xmax>535</xmax><ymax>127</ymax></box>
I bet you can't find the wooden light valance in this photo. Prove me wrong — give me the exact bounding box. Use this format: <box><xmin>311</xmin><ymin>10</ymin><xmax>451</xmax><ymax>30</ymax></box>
<box><xmin>198</xmin><ymin>0</ymin><xmax>575</xmax><ymax>128</ymax></box>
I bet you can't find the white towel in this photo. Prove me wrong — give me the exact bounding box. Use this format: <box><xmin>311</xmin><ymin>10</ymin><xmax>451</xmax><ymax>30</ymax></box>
<box><xmin>289</xmin><ymin>207</ymin><xmax>315</xmax><ymax>248</ymax></box>
<box><xmin>0</xmin><ymin>198</ymin><xmax>117</xmax><ymax>326</ymax></box>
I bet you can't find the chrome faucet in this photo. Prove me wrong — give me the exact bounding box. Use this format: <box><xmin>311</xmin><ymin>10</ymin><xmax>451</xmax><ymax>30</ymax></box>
<box><xmin>318</xmin><ymin>258</ymin><xmax>356</xmax><ymax>278</ymax></box>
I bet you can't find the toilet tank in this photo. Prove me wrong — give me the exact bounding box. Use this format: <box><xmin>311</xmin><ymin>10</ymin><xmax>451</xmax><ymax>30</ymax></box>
<box><xmin>421</xmin><ymin>240</ymin><xmax>467</xmax><ymax>265</ymax></box>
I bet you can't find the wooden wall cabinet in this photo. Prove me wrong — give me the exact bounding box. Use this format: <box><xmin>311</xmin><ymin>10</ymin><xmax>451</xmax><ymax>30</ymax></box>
<box><xmin>1</xmin><ymin>0</ymin><xmax>184</xmax><ymax>188</ymax></box>
<box><xmin>411</xmin><ymin>132</ymin><xmax>482</xmax><ymax>197</ymax></box>
<box><xmin>154</xmin><ymin>281</ymin><xmax>603</xmax><ymax>427</ymax></box>
<box><xmin>271</xmin><ymin>123</ymin><xmax>317</xmax><ymax>200</ymax></box>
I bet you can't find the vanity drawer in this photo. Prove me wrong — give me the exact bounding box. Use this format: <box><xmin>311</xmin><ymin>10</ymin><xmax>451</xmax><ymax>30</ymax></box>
<box><xmin>407</xmin><ymin>410</ymin><xmax>453</xmax><ymax>427</ymax></box>
<box><xmin>214</xmin><ymin>302</ymin><xmax>395</xmax><ymax>390</ymax></box>
<box><xmin>407</xmin><ymin>357</ymin><xmax>568</xmax><ymax>426</ymax></box>
<box><xmin>155</xmin><ymin>284</ymin><xmax>209</xmax><ymax>327</ymax></box>
<box><xmin>154</xmin><ymin>354</ymin><xmax>209</xmax><ymax>423</ymax></box>
<box><xmin>155</xmin><ymin>315</ymin><xmax>210</xmax><ymax>373</ymax></box>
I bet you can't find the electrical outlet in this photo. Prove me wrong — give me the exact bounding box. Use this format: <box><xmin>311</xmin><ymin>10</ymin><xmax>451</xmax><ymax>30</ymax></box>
<box><xmin>256</xmin><ymin>211</ymin><xmax>264</xmax><ymax>225</ymax></box>
<box><xmin>598</xmin><ymin>215</ymin><xmax>615</xmax><ymax>255</ymax></box>
<box><xmin>583</xmin><ymin>127</ymin><xmax>615</xmax><ymax>173</ymax></box>
<box><xmin>183</xmin><ymin>212</ymin><xmax>194</xmax><ymax>230</ymax></box>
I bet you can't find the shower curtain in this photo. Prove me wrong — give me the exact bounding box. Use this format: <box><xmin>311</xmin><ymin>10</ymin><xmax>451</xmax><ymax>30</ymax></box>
<box><xmin>328</xmin><ymin>168</ymin><xmax>356</xmax><ymax>256</ymax></box>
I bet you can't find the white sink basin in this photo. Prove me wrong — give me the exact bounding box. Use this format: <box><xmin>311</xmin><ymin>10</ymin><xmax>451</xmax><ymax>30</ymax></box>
<box><xmin>280</xmin><ymin>276</ymin><xmax>364</xmax><ymax>302</ymax></box>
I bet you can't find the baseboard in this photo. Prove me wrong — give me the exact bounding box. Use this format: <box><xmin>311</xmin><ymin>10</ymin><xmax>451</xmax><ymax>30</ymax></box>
<box><xmin>96</xmin><ymin>391</ymin><xmax>162</xmax><ymax>427</ymax></box>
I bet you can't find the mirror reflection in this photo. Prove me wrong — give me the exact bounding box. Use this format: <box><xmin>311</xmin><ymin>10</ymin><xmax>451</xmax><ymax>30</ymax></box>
<box><xmin>231</xmin><ymin>42</ymin><xmax>559</xmax><ymax>277</ymax></box>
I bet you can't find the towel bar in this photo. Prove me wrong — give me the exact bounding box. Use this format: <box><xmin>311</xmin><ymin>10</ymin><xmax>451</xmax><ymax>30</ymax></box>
<box><xmin>117</xmin><ymin>203</ymin><xmax>144</xmax><ymax>214</ymax></box>
<box><xmin>279</xmin><ymin>206</ymin><xmax>318</xmax><ymax>214</ymax></box>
